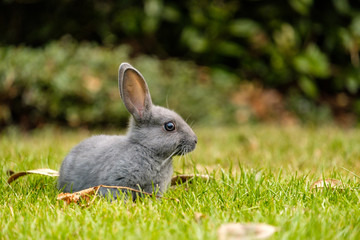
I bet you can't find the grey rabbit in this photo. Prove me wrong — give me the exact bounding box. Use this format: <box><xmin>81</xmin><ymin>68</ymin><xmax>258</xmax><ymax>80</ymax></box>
<box><xmin>57</xmin><ymin>63</ymin><xmax>197</xmax><ymax>200</ymax></box>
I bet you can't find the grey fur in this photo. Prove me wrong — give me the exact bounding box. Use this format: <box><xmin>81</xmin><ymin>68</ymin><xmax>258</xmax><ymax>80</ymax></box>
<box><xmin>57</xmin><ymin>63</ymin><xmax>197</xmax><ymax>200</ymax></box>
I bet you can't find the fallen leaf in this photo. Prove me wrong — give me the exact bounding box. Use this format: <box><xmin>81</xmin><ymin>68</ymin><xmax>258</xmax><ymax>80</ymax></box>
<box><xmin>7</xmin><ymin>169</ymin><xmax>59</xmax><ymax>184</ymax></box>
<box><xmin>171</xmin><ymin>174</ymin><xmax>212</xmax><ymax>186</ymax></box>
<box><xmin>6</xmin><ymin>169</ymin><xmax>15</xmax><ymax>176</ymax></box>
<box><xmin>194</xmin><ymin>212</ymin><xmax>206</xmax><ymax>223</ymax></box>
<box><xmin>57</xmin><ymin>185</ymin><xmax>180</xmax><ymax>205</ymax></box>
<box><xmin>217</xmin><ymin>223</ymin><xmax>277</xmax><ymax>240</ymax></box>
<box><xmin>310</xmin><ymin>179</ymin><xmax>344</xmax><ymax>191</ymax></box>
<box><xmin>57</xmin><ymin>186</ymin><xmax>100</xmax><ymax>205</ymax></box>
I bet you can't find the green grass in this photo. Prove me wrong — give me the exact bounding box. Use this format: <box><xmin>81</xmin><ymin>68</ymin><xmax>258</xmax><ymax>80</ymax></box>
<box><xmin>1</xmin><ymin>125</ymin><xmax>360</xmax><ymax>239</ymax></box>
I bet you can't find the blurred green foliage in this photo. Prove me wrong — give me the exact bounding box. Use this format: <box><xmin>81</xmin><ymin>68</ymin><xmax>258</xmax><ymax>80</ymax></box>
<box><xmin>0</xmin><ymin>40</ymin><xmax>236</xmax><ymax>129</ymax></box>
<box><xmin>0</xmin><ymin>0</ymin><xmax>360</xmax><ymax>127</ymax></box>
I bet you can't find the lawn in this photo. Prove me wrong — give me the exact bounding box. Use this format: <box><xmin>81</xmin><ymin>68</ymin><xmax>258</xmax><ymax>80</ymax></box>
<box><xmin>1</xmin><ymin>125</ymin><xmax>360</xmax><ymax>239</ymax></box>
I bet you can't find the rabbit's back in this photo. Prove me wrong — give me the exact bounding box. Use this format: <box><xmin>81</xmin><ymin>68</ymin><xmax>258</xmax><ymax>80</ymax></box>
<box><xmin>57</xmin><ymin>135</ymin><xmax>128</xmax><ymax>192</ymax></box>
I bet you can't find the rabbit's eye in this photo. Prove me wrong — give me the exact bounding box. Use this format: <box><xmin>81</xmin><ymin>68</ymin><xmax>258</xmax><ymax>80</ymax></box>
<box><xmin>164</xmin><ymin>121</ymin><xmax>176</xmax><ymax>131</ymax></box>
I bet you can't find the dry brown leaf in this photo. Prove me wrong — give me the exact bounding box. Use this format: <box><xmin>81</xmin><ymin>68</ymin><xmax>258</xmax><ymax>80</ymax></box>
<box><xmin>217</xmin><ymin>223</ymin><xmax>277</xmax><ymax>240</ymax></box>
<box><xmin>310</xmin><ymin>179</ymin><xmax>344</xmax><ymax>191</ymax></box>
<box><xmin>171</xmin><ymin>174</ymin><xmax>212</xmax><ymax>186</ymax></box>
<box><xmin>57</xmin><ymin>186</ymin><xmax>99</xmax><ymax>204</ymax></box>
<box><xmin>6</xmin><ymin>169</ymin><xmax>15</xmax><ymax>176</ymax></box>
<box><xmin>194</xmin><ymin>212</ymin><xmax>207</xmax><ymax>223</ymax></box>
<box><xmin>57</xmin><ymin>185</ymin><xmax>180</xmax><ymax>205</ymax></box>
<box><xmin>7</xmin><ymin>169</ymin><xmax>59</xmax><ymax>184</ymax></box>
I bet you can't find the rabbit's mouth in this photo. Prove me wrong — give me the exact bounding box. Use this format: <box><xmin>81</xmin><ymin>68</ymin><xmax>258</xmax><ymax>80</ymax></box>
<box><xmin>174</xmin><ymin>143</ymin><xmax>196</xmax><ymax>156</ymax></box>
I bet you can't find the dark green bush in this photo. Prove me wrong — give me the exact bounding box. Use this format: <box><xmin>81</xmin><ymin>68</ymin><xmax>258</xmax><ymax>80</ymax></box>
<box><xmin>1</xmin><ymin>1</ymin><xmax>359</xmax><ymax>92</ymax></box>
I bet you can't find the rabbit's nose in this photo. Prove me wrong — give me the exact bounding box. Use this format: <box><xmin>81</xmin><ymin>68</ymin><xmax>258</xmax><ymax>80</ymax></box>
<box><xmin>194</xmin><ymin>137</ymin><xmax>198</xmax><ymax>144</ymax></box>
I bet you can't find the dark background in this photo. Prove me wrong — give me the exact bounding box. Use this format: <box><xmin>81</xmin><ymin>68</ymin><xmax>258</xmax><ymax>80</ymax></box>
<box><xmin>1</xmin><ymin>0</ymin><xmax>360</xmax><ymax>129</ymax></box>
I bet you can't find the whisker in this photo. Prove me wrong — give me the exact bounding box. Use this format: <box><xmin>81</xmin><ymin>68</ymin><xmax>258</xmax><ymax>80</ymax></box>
<box><xmin>185</xmin><ymin>114</ymin><xmax>192</xmax><ymax>123</ymax></box>
<box><xmin>166</xmin><ymin>95</ymin><xmax>169</xmax><ymax>108</ymax></box>
<box><xmin>161</xmin><ymin>149</ymin><xmax>178</xmax><ymax>167</ymax></box>
<box><xmin>182</xmin><ymin>150</ymin><xmax>188</xmax><ymax>168</ymax></box>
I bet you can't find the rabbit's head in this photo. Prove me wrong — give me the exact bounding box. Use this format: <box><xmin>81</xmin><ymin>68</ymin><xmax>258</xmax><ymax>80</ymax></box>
<box><xmin>118</xmin><ymin>63</ymin><xmax>197</xmax><ymax>159</ymax></box>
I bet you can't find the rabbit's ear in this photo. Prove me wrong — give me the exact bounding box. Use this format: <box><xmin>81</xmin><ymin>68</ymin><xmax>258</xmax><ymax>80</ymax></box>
<box><xmin>118</xmin><ymin>63</ymin><xmax>153</xmax><ymax>121</ymax></box>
